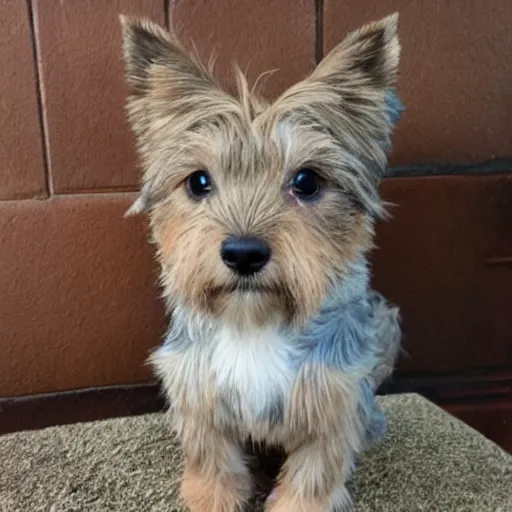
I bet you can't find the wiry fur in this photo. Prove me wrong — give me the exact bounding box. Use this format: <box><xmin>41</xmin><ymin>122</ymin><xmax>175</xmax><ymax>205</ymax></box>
<box><xmin>121</xmin><ymin>12</ymin><xmax>402</xmax><ymax>511</ymax></box>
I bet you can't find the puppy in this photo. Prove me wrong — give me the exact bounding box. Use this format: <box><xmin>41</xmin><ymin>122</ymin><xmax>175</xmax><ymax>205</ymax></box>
<box><xmin>121</xmin><ymin>12</ymin><xmax>402</xmax><ymax>511</ymax></box>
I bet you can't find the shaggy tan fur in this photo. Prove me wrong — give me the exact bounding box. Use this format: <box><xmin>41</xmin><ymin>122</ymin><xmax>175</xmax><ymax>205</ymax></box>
<box><xmin>121</xmin><ymin>13</ymin><xmax>399</xmax><ymax>325</ymax></box>
<box><xmin>181</xmin><ymin>462</ymin><xmax>252</xmax><ymax>512</ymax></box>
<box><xmin>121</xmin><ymin>12</ymin><xmax>401</xmax><ymax>512</ymax></box>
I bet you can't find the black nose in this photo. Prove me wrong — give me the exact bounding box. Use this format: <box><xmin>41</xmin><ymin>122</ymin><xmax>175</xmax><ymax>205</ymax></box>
<box><xmin>221</xmin><ymin>236</ymin><xmax>271</xmax><ymax>276</ymax></box>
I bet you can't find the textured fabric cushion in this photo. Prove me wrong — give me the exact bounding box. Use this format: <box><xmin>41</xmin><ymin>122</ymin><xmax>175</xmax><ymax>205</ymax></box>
<box><xmin>0</xmin><ymin>394</ymin><xmax>511</xmax><ymax>511</ymax></box>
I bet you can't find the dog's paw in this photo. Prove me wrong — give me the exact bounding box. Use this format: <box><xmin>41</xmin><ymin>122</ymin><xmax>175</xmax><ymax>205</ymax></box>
<box><xmin>264</xmin><ymin>484</ymin><xmax>280</xmax><ymax>508</ymax></box>
<box><xmin>181</xmin><ymin>465</ymin><xmax>251</xmax><ymax>512</ymax></box>
<box><xmin>264</xmin><ymin>487</ymin><xmax>324</xmax><ymax>512</ymax></box>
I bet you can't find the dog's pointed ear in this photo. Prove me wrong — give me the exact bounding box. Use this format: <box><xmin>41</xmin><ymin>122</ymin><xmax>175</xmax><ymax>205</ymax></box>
<box><xmin>268</xmin><ymin>14</ymin><xmax>402</xmax><ymax>219</ymax></box>
<box><xmin>120</xmin><ymin>16</ymin><xmax>228</xmax><ymax>215</ymax></box>
<box><xmin>120</xmin><ymin>16</ymin><xmax>216</xmax><ymax>99</ymax></box>
<box><xmin>316</xmin><ymin>13</ymin><xmax>403</xmax><ymax>128</ymax></box>
<box><xmin>313</xmin><ymin>13</ymin><xmax>400</xmax><ymax>91</ymax></box>
<box><xmin>274</xmin><ymin>14</ymin><xmax>403</xmax><ymax>139</ymax></box>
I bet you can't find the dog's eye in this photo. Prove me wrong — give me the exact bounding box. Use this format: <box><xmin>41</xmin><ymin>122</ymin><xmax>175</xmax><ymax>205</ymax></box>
<box><xmin>291</xmin><ymin>168</ymin><xmax>320</xmax><ymax>199</ymax></box>
<box><xmin>187</xmin><ymin>170</ymin><xmax>212</xmax><ymax>199</ymax></box>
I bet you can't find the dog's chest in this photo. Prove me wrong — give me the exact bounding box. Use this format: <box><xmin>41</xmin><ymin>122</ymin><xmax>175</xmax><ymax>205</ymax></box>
<box><xmin>210</xmin><ymin>325</ymin><xmax>298</xmax><ymax>431</ymax></box>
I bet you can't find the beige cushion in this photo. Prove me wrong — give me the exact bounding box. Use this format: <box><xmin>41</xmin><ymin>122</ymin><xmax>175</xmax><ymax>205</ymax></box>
<box><xmin>1</xmin><ymin>394</ymin><xmax>510</xmax><ymax>511</ymax></box>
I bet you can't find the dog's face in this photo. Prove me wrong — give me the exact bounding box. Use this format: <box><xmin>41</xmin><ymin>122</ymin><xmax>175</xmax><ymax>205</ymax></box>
<box><xmin>121</xmin><ymin>15</ymin><xmax>401</xmax><ymax>327</ymax></box>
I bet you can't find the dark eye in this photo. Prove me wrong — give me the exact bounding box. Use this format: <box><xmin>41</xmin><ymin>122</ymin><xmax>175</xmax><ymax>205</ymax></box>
<box><xmin>291</xmin><ymin>168</ymin><xmax>320</xmax><ymax>199</ymax></box>
<box><xmin>187</xmin><ymin>170</ymin><xmax>212</xmax><ymax>199</ymax></box>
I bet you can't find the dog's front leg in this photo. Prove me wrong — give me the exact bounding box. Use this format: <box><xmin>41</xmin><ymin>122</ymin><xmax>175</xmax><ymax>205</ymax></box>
<box><xmin>180</xmin><ymin>427</ymin><xmax>253</xmax><ymax>512</ymax></box>
<box><xmin>265</xmin><ymin>436</ymin><xmax>354</xmax><ymax>512</ymax></box>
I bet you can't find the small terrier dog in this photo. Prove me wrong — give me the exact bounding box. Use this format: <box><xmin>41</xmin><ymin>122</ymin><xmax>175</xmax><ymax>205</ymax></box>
<box><xmin>121</xmin><ymin>12</ymin><xmax>402</xmax><ymax>512</ymax></box>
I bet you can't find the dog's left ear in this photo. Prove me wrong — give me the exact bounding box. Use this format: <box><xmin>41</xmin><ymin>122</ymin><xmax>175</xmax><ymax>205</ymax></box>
<box><xmin>314</xmin><ymin>13</ymin><xmax>400</xmax><ymax>92</ymax></box>
<box><xmin>314</xmin><ymin>13</ymin><xmax>402</xmax><ymax>125</ymax></box>
<box><xmin>274</xmin><ymin>13</ymin><xmax>403</xmax><ymax>142</ymax></box>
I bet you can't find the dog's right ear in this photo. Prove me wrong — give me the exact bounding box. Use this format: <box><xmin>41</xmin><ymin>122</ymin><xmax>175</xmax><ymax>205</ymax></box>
<box><xmin>120</xmin><ymin>16</ymin><xmax>216</xmax><ymax>99</ymax></box>
<box><xmin>120</xmin><ymin>16</ymin><xmax>221</xmax><ymax>136</ymax></box>
<box><xmin>120</xmin><ymin>17</ymin><xmax>229</xmax><ymax>215</ymax></box>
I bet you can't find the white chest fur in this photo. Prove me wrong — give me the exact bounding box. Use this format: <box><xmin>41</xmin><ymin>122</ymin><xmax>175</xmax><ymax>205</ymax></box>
<box><xmin>152</xmin><ymin>320</ymin><xmax>301</xmax><ymax>438</ymax></box>
<box><xmin>210</xmin><ymin>324</ymin><xmax>298</xmax><ymax>431</ymax></box>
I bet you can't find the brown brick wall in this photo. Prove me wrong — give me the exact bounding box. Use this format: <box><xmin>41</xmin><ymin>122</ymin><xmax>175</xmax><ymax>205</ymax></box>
<box><xmin>0</xmin><ymin>0</ymin><xmax>46</xmax><ymax>200</ymax></box>
<box><xmin>325</xmin><ymin>0</ymin><xmax>512</xmax><ymax>165</ymax></box>
<box><xmin>1</xmin><ymin>0</ymin><xmax>511</xmax><ymax>398</ymax></box>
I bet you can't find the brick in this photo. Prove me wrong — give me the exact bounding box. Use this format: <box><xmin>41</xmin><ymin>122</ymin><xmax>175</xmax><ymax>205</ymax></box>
<box><xmin>324</xmin><ymin>0</ymin><xmax>512</xmax><ymax>165</ymax></box>
<box><xmin>0</xmin><ymin>0</ymin><xmax>46</xmax><ymax>199</ymax></box>
<box><xmin>34</xmin><ymin>0</ymin><xmax>165</xmax><ymax>193</ymax></box>
<box><xmin>375</xmin><ymin>175</ymin><xmax>512</xmax><ymax>374</ymax></box>
<box><xmin>0</xmin><ymin>195</ymin><xmax>166</xmax><ymax>396</ymax></box>
<box><xmin>171</xmin><ymin>0</ymin><xmax>316</xmax><ymax>99</ymax></box>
